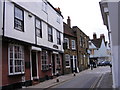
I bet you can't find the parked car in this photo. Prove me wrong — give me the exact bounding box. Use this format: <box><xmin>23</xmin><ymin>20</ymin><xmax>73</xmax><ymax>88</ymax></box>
<box><xmin>98</xmin><ymin>61</ymin><xmax>111</xmax><ymax>66</ymax></box>
<box><xmin>103</xmin><ymin>61</ymin><xmax>111</xmax><ymax>66</ymax></box>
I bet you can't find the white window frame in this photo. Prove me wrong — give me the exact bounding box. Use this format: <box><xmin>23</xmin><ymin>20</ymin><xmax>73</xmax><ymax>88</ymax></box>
<box><xmin>65</xmin><ymin>54</ymin><xmax>70</xmax><ymax>68</ymax></box>
<box><xmin>35</xmin><ymin>18</ymin><xmax>42</xmax><ymax>38</ymax></box>
<box><xmin>8</xmin><ymin>44</ymin><xmax>25</xmax><ymax>75</ymax></box>
<box><xmin>14</xmin><ymin>6</ymin><xmax>24</xmax><ymax>31</ymax></box>
<box><xmin>71</xmin><ymin>40</ymin><xmax>76</xmax><ymax>50</ymax></box>
<box><xmin>57</xmin><ymin>30</ymin><xmax>61</xmax><ymax>45</ymax></box>
<box><xmin>64</xmin><ymin>38</ymin><xmax>69</xmax><ymax>49</ymax></box>
<box><xmin>48</xmin><ymin>25</ymin><xmax>53</xmax><ymax>42</ymax></box>
<box><xmin>57</xmin><ymin>14</ymin><xmax>60</xmax><ymax>24</ymax></box>
<box><xmin>41</xmin><ymin>50</ymin><xmax>49</xmax><ymax>71</ymax></box>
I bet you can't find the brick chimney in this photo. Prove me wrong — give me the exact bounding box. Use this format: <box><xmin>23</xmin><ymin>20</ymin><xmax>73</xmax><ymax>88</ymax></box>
<box><xmin>100</xmin><ymin>34</ymin><xmax>105</xmax><ymax>41</ymax></box>
<box><xmin>93</xmin><ymin>33</ymin><xmax>97</xmax><ymax>39</ymax></box>
<box><xmin>67</xmin><ymin>16</ymin><xmax>71</xmax><ymax>27</ymax></box>
<box><xmin>55</xmin><ymin>7</ymin><xmax>61</xmax><ymax>14</ymax></box>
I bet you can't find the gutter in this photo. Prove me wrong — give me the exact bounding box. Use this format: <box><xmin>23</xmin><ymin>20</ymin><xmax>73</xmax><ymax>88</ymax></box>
<box><xmin>3</xmin><ymin>0</ymin><xmax>5</xmax><ymax>37</ymax></box>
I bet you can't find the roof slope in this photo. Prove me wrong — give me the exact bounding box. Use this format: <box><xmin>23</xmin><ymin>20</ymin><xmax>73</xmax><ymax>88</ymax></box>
<box><xmin>91</xmin><ymin>38</ymin><xmax>102</xmax><ymax>48</ymax></box>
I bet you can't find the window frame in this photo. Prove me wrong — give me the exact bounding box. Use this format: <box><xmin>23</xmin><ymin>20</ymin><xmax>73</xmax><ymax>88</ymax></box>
<box><xmin>64</xmin><ymin>38</ymin><xmax>69</xmax><ymax>49</ymax></box>
<box><xmin>41</xmin><ymin>50</ymin><xmax>49</xmax><ymax>71</ymax></box>
<box><xmin>14</xmin><ymin>5</ymin><xmax>24</xmax><ymax>32</ymax></box>
<box><xmin>35</xmin><ymin>18</ymin><xmax>42</xmax><ymax>38</ymax></box>
<box><xmin>8</xmin><ymin>44</ymin><xmax>25</xmax><ymax>75</ymax></box>
<box><xmin>57</xmin><ymin>30</ymin><xmax>61</xmax><ymax>45</ymax></box>
<box><xmin>48</xmin><ymin>25</ymin><xmax>53</xmax><ymax>42</ymax></box>
<box><xmin>65</xmin><ymin>54</ymin><xmax>70</xmax><ymax>68</ymax></box>
<box><xmin>56</xmin><ymin>14</ymin><xmax>60</xmax><ymax>24</ymax></box>
<box><xmin>71</xmin><ymin>40</ymin><xmax>76</xmax><ymax>50</ymax></box>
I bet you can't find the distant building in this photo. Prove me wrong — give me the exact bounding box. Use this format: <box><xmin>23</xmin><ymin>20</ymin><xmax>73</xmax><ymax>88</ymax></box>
<box><xmin>63</xmin><ymin>17</ymin><xmax>89</xmax><ymax>74</ymax></box>
<box><xmin>89</xmin><ymin>33</ymin><xmax>111</xmax><ymax>66</ymax></box>
<box><xmin>63</xmin><ymin>17</ymin><xmax>78</xmax><ymax>74</ymax></box>
<box><xmin>72</xmin><ymin>26</ymin><xmax>89</xmax><ymax>71</ymax></box>
<box><xmin>0</xmin><ymin>0</ymin><xmax>64</xmax><ymax>89</ymax></box>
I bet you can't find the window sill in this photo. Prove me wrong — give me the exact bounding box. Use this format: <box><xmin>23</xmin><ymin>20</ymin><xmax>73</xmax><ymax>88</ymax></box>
<box><xmin>72</xmin><ymin>49</ymin><xmax>76</xmax><ymax>51</ymax></box>
<box><xmin>14</xmin><ymin>28</ymin><xmax>24</xmax><ymax>32</ymax></box>
<box><xmin>66</xmin><ymin>66</ymin><xmax>70</xmax><ymax>68</ymax></box>
<box><xmin>8</xmin><ymin>73</ymin><xmax>25</xmax><ymax>76</ymax></box>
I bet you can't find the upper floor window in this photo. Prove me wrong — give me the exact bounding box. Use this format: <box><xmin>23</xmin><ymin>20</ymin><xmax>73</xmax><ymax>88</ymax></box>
<box><xmin>80</xmin><ymin>37</ymin><xmax>82</xmax><ymax>47</ymax></box>
<box><xmin>14</xmin><ymin>6</ymin><xmax>24</xmax><ymax>31</ymax></box>
<box><xmin>48</xmin><ymin>25</ymin><xmax>53</xmax><ymax>42</ymax></box>
<box><xmin>35</xmin><ymin>18</ymin><xmax>42</xmax><ymax>38</ymax></box>
<box><xmin>57</xmin><ymin>31</ymin><xmax>61</xmax><ymax>45</ymax></box>
<box><xmin>42</xmin><ymin>0</ymin><xmax>47</xmax><ymax>13</ymax></box>
<box><xmin>71</xmin><ymin>40</ymin><xmax>76</xmax><ymax>49</ymax></box>
<box><xmin>64</xmin><ymin>38</ymin><xmax>69</xmax><ymax>49</ymax></box>
<box><xmin>57</xmin><ymin>14</ymin><xmax>60</xmax><ymax>24</ymax></box>
<box><xmin>8</xmin><ymin>44</ymin><xmax>24</xmax><ymax>75</ymax></box>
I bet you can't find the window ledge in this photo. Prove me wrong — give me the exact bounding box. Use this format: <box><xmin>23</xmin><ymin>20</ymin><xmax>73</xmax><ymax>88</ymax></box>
<box><xmin>8</xmin><ymin>73</ymin><xmax>25</xmax><ymax>76</ymax></box>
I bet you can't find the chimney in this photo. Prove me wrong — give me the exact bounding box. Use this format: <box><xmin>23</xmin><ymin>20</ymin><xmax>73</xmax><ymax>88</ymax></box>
<box><xmin>100</xmin><ymin>34</ymin><xmax>105</xmax><ymax>39</ymax></box>
<box><xmin>55</xmin><ymin>7</ymin><xmax>61</xmax><ymax>14</ymax></box>
<box><xmin>93</xmin><ymin>33</ymin><xmax>97</xmax><ymax>39</ymax></box>
<box><xmin>67</xmin><ymin>16</ymin><xmax>71</xmax><ymax>27</ymax></box>
<box><xmin>100</xmin><ymin>34</ymin><xmax>105</xmax><ymax>41</ymax></box>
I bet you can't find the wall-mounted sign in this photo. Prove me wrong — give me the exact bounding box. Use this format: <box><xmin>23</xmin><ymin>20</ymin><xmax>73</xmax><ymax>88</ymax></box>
<box><xmin>53</xmin><ymin>44</ymin><xmax>58</xmax><ymax>49</ymax></box>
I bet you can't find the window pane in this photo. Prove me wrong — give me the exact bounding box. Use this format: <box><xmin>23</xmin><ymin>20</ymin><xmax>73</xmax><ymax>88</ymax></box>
<box><xmin>10</xmin><ymin>67</ymin><xmax>13</xmax><ymax>73</ymax></box>
<box><xmin>36</xmin><ymin>28</ymin><xmax>40</xmax><ymax>37</ymax></box>
<box><xmin>36</xmin><ymin>19</ymin><xmax>40</xmax><ymax>29</ymax></box>
<box><xmin>15</xmin><ymin>7</ymin><xmax>23</xmax><ymax>20</ymax></box>
<box><xmin>15</xmin><ymin>19</ymin><xmax>23</xmax><ymax>30</ymax></box>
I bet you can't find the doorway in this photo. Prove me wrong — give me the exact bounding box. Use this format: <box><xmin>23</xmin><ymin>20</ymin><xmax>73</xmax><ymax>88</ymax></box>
<box><xmin>52</xmin><ymin>54</ymin><xmax>55</xmax><ymax>75</ymax></box>
<box><xmin>31</xmin><ymin>51</ymin><xmax>38</xmax><ymax>79</ymax></box>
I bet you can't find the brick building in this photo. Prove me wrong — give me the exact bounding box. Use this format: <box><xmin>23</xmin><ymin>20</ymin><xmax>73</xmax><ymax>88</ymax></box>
<box><xmin>63</xmin><ymin>17</ymin><xmax>78</xmax><ymax>74</ymax></box>
<box><xmin>63</xmin><ymin>17</ymin><xmax>89</xmax><ymax>74</ymax></box>
<box><xmin>0</xmin><ymin>0</ymin><xmax>64</xmax><ymax>89</ymax></box>
<box><xmin>73</xmin><ymin>26</ymin><xmax>89</xmax><ymax>71</ymax></box>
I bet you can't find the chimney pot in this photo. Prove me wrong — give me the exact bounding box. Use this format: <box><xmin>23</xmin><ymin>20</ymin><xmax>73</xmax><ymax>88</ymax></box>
<box><xmin>67</xmin><ymin>16</ymin><xmax>71</xmax><ymax>27</ymax></box>
<box><xmin>93</xmin><ymin>33</ymin><xmax>97</xmax><ymax>39</ymax></box>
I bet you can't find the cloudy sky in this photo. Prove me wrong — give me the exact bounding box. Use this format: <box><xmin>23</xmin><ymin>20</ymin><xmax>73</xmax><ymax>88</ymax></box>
<box><xmin>48</xmin><ymin>0</ymin><xmax>108</xmax><ymax>41</ymax></box>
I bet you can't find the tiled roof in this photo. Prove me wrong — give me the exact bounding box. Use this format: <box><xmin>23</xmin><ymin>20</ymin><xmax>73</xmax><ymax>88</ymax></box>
<box><xmin>91</xmin><ymin>38</ymin><xmax>102</xmax><ymax>48</ymax></box>
<box><xmin>63</xmin><ymin>22</ymin><xmax>76</xmax><ymax>37</ymax></box>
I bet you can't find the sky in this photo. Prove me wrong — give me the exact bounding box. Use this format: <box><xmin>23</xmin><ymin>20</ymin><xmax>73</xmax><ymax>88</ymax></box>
<box><xmin>48</xmin><ymin>0</ymin><xmax>109</xmax><ymax>41</ymax></box>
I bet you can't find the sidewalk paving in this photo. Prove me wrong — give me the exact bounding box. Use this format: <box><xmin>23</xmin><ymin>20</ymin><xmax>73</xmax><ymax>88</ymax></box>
<box><xmin>22</xmin><ymin>67</ymin><xmax>113</xmax><ymax>89</ymax></box>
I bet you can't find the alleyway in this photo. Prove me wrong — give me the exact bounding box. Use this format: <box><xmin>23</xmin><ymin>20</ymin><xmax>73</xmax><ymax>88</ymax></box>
<box><xmin>21</xmin><ymin>66</ymin><xmax>112</xmax><ymax>89</ymax></box>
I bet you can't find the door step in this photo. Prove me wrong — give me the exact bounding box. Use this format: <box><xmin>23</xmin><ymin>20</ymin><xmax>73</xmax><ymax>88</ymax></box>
<box><xmin>32</xmin><ymin>78</ymin><xmax>39</xmax><ymax>85</ymax></box>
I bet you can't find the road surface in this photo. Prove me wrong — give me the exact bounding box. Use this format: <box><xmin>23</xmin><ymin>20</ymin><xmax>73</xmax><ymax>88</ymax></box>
<box><xmin>50</xmin><ymin>66</ymin><xmax>110</xmax><ymax>88</ymax></box>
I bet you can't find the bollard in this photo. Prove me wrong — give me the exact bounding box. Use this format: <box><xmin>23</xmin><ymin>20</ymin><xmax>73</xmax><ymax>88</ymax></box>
<box><xmin>73</xmin><ymin>72</ymin><xmax>76</xmax><ymax>76</ymax></box>
<box><xmin>56</xmin><ymin>78</ymin><xmax>59</xmax><ymax>82</ymax></box>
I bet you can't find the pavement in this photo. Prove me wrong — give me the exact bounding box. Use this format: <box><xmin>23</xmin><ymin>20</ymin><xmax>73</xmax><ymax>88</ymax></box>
<box><xmin>21</xmin><ymin>66</ymin><xmax>113</xmax><ymax>89</ymax></box>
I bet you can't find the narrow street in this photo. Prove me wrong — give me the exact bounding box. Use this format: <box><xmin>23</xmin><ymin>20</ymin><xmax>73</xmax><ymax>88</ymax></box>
<box><xmin>50</xmin><ymin>66</ymin><xmax>111</xmax><ymax>88</ymax></box>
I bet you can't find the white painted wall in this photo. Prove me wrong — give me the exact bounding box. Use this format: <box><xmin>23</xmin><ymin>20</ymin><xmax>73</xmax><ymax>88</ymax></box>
<box><xmin>107</xmin><ymin>2</ymin><xmax>120</xmax><ymax>88</ymax></box>
<box><xmin>4</xmin><ymin>1</ymin><xmax>35</xmax><ymax>44</ymax></box>
<box><xmin>4</xmin><ymin>0</ymin><xmax>64</xmax><ymax>52</ymax></box>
